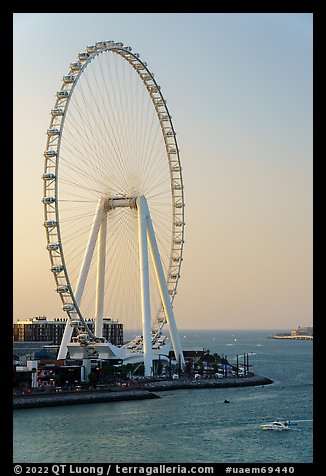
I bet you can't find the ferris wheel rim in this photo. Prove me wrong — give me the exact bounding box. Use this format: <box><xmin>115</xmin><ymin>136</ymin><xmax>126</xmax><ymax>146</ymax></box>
<box><xmin>43</xmin><ymin>41</ymin><xmax>185</xmax><ymax>341</ymax></box>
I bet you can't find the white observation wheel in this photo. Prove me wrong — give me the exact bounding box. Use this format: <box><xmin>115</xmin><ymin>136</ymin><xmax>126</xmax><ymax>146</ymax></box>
<box><xmin>42</xmin><ymin>41</ymin><xmax>185</xmax><ymax>375</ymax></box>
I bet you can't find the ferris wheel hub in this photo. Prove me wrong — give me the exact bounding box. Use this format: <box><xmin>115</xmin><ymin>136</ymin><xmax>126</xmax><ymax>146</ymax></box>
<box><xmin>105</xmin><ymin>196</ymin><xmax>138</xmax><ymax>210</ymax></box>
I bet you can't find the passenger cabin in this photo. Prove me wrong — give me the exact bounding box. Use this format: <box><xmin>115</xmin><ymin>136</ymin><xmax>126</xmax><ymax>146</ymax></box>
<box><xmin>148</xmin><ymin>85</ymin><xmax>160</xmax><ymax>93</ymax></box>
<box><xmin>57</xmin><ymin>285</ymin><xmax>69</xmax><ymax>293</ymax></box>
<box><xmin>57</xmin><ymin>90</ymin><xmax>69</xmax><ymax>98</ymax></box>
<box><xmin>44</xmin><ymin>220</ymin><xmax>57</xmax><ymax>228</ymax></box>
<box><xmin>172</xmin><ymin>256</ymin><xmax>182</xmax><ymax>262</ymax></box>
<box><xmin>47</xmin><ymin>129</ymin><xmax>60</xmax><ymax>136</ymax></box>
<box><xmin>51</xmin><ymin>265</ymin><xmax>64</xmax><ymax>273</ymax></box>
<box><xmin>70</xmin><ymin>61</ymin><xmax>82</xmax><ymax>70</ymax></box>
<box><xmin>165</xmin><ymin>130</ymin><xmax>174</xmax><ymax>137</ymax></box>
<box><xmin>95</xmin><ymin>41</ymin><xmax>106</xmax><ymax>49</ymax></box>
<box><xmin>42</xmin><ymin>196</ymin><xmax>55</xmax><ymax>204</ymax></box>
<box><xmin>42</xmin><ymin>173</ymin><xmax>56</xmax><ymax>180</ymax></box>
<box><xmin>63</xmin><ymin>75</ymin><xmax>75</xmax><ymax>83</ymax></box>
<box><xmin>51</xmin><ymin>108</ymin><xmax>64</xmax><ymax>116</ymax></box>
<box><xmin>63</xmin><ymin>304</ymin><xmax>76</xmax><ymax>312</ymax></box>
<box><xmin>47</xmin><ymin>243</ymin><xmax>59</xmax><ymax>251</ymax></box>
<box><xmin>77</xmin><ymin>333</ymin><xmax>90</xmax><ymax>342</ymax></box>
<box><xmin>78</xmin><ymin>52</ymin><xmax>89</xmax><ymax>61</ymax></box>
<box><xmin>44</xmin><ymin>150</ymin><xmax>57</xmax><ymax>158</ymax></box>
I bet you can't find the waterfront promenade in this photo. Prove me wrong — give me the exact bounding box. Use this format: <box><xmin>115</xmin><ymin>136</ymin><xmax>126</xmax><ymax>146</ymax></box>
<box><xmin>13</xmin><ymin>374</ymin><xmax>273</xmax><ymax>409</ymax></box>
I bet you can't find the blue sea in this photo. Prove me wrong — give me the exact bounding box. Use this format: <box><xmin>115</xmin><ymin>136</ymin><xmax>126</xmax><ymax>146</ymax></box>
<box><xmin>13</xmin><ymin>329</ymin><xmax>313</xmax><ymax>464</ymax></box>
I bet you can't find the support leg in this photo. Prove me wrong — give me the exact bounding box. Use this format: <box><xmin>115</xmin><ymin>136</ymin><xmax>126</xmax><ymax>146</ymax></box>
<box><xmin>144</xmin><ymin>197</ymin><xmax>184</xmax><ymax>367</ymax></box>
<box><xmin>58</xmin><ymin>197</ymin><xmax>106</xmax><ymax>359</ymax></box>
<box><xmin>95</xmin><ymin>214</ymin><xmax>107</xmax><ymax>338</ymax></box>
<box><xmin>137</xmin><ymin>196</ymin><xmax>153</xmax><ymax>377</ymax></box>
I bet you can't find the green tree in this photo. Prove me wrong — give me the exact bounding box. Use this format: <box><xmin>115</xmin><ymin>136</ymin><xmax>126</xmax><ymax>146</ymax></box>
<box><xmin>185</xmin><ymin>359</ymin><xmax>193</xmax><ymax>376</ymax></box>
<box><xmin>196</xmin><ymin>360</ymin><xmax>204</xmax><ymax>375</ymax></box>
<box><xmin>87</xmin><ymin>371</ymin><xmax>98</xmax><ymax>387</ymax></box>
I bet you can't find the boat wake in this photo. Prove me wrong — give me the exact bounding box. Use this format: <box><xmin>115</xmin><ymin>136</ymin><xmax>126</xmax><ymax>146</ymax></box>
<box><xmin>260</xmin><ymin>419</ymin><xmax>312</xmax><ymax>431</ymax></box>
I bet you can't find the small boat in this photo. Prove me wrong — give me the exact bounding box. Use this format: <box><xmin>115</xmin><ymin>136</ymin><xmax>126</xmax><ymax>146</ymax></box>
<box><xmin>260</xmin><ymin>420</ymin><xmax>291</xmax><ymax>431</ymax></box>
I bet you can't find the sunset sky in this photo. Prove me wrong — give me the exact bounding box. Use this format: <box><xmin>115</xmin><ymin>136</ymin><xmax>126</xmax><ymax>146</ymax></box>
<box><xmin>13</xmin><ymin>12</ymin><xmax>313</xmax><ymax>330</ymax></box>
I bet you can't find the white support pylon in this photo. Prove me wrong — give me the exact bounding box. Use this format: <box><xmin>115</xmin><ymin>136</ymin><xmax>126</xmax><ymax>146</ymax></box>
<box><xmin>95</xmin><ymin>214</ymin><xmax>107</xmax><ymax>338</ymax></box>
<box><xmin>57</xmin><ymin>197</ymin><xmax>106</xmax><ymax>359</ymax></box>
<box><xmin>137</xmin><ymin>196</ymin><xmax>153</xmax><ymax>377</ymax></box>
<box><xmin>144</xmin><ymin>196</ymin><xmax>185</xmax><ymax>368</ymax></box>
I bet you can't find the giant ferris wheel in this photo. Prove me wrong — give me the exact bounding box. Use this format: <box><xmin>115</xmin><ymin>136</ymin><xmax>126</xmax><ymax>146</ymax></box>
<box><xmin>42</xmin><ymin>41</ymin><xmax>185</xmax><ymax>375</ymax></box>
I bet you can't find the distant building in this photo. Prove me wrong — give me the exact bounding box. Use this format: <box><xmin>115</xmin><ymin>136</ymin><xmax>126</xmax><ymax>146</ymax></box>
<box><xmin>13</xmin><ymin>341</ymin><xmax>53</xmax><ymax>364</ymax></box>
<box><xmin>270</xmin><ymin>325</ymin><xmax>313</xmax><ymax>340</ymax></box>
<box><xmin>13</xmin><ymin>316</ymin><xmax>123</xmax><ymax>346</ymax></box>
<box><xmin>293</xmin><ymin>326</ymin><xmax>313</xmax><ymax>336</ymax></box>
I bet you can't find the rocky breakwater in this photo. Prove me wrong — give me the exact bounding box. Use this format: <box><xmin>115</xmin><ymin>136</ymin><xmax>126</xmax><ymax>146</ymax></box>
<box><xmin>13</xmin><ymin>374</ymin><xmax>273</xmax><ymax>409</ymax></box>
<box><xmin>139</xmin><ymin>373</ymin><xmax>273</xmax><ymax>392</ymax></box>
<box><xmin>13</xmin><ymin>388</ymin><xmax>160</xmax><ymax>409</ymax></box>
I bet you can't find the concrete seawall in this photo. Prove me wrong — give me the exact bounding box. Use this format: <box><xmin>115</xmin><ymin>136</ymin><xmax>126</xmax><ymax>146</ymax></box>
<box><xmin>13</xmin><ymin>374</ymin><xmax>273</xmax><ymax>409</ymax></box>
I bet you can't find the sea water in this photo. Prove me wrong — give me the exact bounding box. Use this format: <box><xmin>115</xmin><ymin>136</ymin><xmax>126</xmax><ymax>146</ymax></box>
<box><xmin>13</xmin><ymin>329</ymin><xmax>313</xmax><ymax>463</ymax></box>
